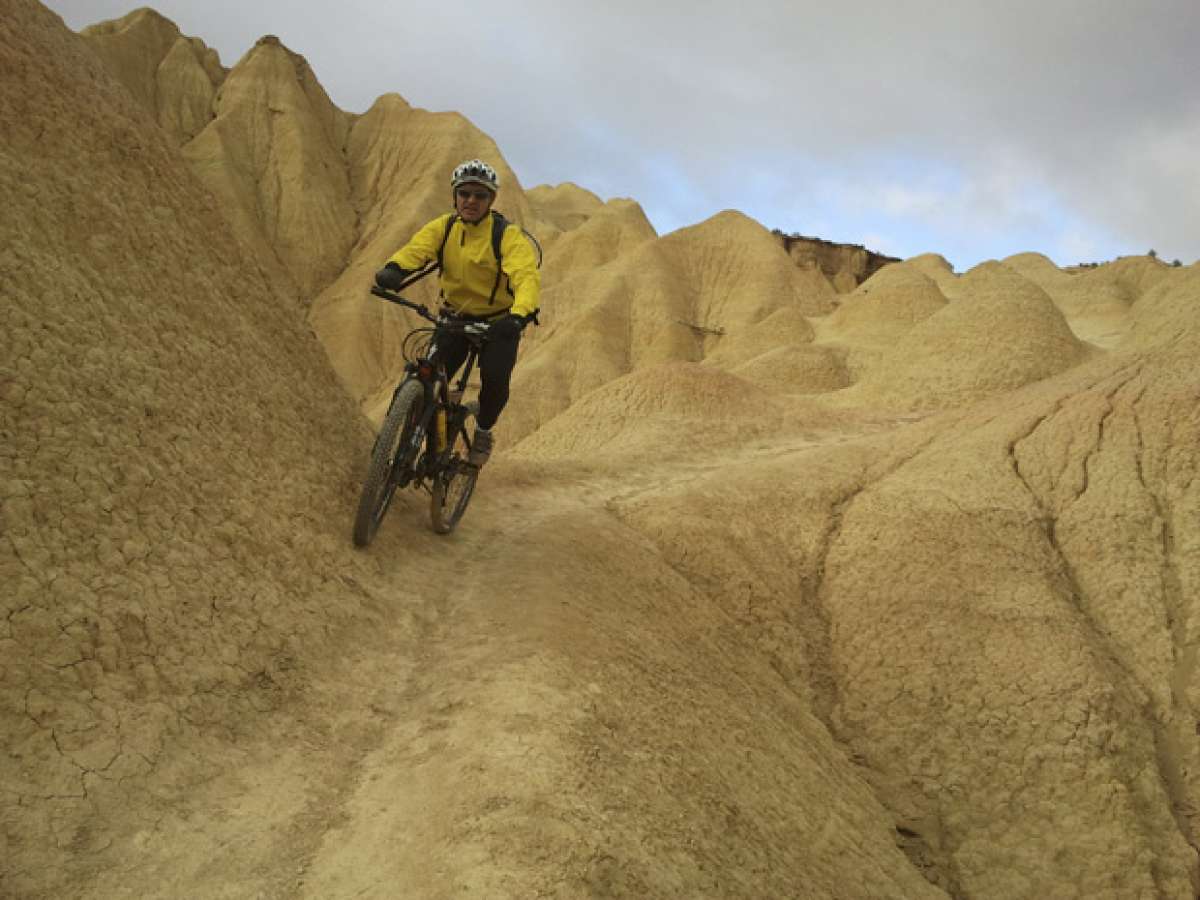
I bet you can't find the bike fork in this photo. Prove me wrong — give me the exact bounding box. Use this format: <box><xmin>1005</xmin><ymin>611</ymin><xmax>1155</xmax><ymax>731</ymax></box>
<box><xmin>408</xmin><ymin>382</ymin><xmax>441</xmax><ymax>483</ymax></box>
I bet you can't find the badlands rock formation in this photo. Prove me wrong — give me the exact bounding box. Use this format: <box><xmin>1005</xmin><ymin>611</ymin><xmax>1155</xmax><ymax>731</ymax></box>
<box><xmin>4</xmin><ymin>3</ymin><xmax>1199</xmax><ymax>899</ymax></box>
<box><xmin>503</xmin><ymin>209</ymin><xmax>838</xmax><ymax>443</ymax></box>
<box><xmin>527</xmin><ymin>182</ymin><xmax>607</xmax><ymax>233</ymax></box>
<box><xmin>775</xmin><ymin>230</ymin><xmax>901</xmax><ymax>292</ymax></box>
<box><xmin>1</xmin><ymin>5</ymin><xmax>405</xmax><ymax>897</ymax></box>
<box><xmin>80</xmin><ymin>7</ymin><xmax>225</xmax><ymax>144</ymax></box>
<box><xmin>845</xmin><ymin>261</ymin><xmax>1092</xmax><ymax>411</ymax></box>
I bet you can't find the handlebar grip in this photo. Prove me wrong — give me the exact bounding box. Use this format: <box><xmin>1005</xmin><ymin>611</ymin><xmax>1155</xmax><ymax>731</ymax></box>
<box><xmin>370</xmin><ymin>285</ymin><xmax>402</xmax><ymax>302</ymax></box>
<box><xmin>370</xmin><ymin>286</ymin><xmax>435</xmax><ymax>322</ymax></box>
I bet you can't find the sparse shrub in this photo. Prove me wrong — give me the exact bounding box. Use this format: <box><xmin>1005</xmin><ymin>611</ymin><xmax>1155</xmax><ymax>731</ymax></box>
<box><xmin>1171</xmin><ymin>259</ymin><xmax>1182</xmax><ymax>267</ymax></box>
<box><xmin>1148</xmin><ymin>249</ymin><xmax>1158</xmax><ymax>259</ymax></box>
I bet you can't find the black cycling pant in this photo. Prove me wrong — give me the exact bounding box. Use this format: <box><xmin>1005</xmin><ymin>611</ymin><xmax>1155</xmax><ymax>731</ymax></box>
<box><xmin>434</xmin><ymin>331</ymin><xmax>519</xmax><ymax>430</ymax></box>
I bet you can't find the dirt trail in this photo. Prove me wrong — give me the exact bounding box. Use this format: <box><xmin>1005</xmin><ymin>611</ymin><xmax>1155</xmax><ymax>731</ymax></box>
<box><xmin>68</xmin><ymin>416</ymin><xmax>941</xmax><ymax>900</ymax></box>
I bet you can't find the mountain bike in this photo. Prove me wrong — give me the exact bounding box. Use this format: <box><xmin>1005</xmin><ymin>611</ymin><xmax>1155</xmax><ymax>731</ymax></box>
<box><xmin>352</xmin><ymin>286</ymin><xmax>489</xmax><ymax>546</ymax></box>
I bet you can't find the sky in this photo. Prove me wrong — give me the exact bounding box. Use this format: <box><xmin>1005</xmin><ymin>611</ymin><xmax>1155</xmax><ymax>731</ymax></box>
<box><xmin>48</xmin><ymin>0</ymin><xmax>1199</xmax><ymax>271</ymax></box>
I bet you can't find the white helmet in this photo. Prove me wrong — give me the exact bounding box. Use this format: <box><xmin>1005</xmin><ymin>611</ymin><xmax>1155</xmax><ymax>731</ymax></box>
<box><xmin>451</xmin><ymin>159</ymin><xmax>499</xmax><ymax>194</ymax></box>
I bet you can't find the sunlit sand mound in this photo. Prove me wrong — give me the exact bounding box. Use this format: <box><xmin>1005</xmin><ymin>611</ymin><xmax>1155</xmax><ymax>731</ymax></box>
<box><xmin>503</xmin><ymin>210</ymin><xmax>837</xmax><ymax>442</ymax></box>
<box><xmin>818</xmin><ymin>261</ymin><xmax>948</xmax><ymax>381</ymax></box>
<box><xmin>180</xmin><ymin>34</ymin><xmax>355</xmax><ymax>297</ymax></box>
<box><xmin>536</xmin><ymin>197</ymin><xmax>658</xmax><ymax>288</ymax></box>
<box><xmin>702</xmin><ymin>306</ymin><xmax>814</xmax><ymax>366</ymax></box>
<box><xmin>657</xmin><ymin>209</ymin><xmax>837</xmax><ymax>321</ymax></box>
<box><xmin>1</xmin><ymin>4</ymin><xmax>394</xmax><ymax>894</ymax></box>
<box><xmin>526</xmin><ymin>181</ymin><xmax>605</xmax><ymax>232</ymax></box>
<box><xmin>904</xmin><ymin>252</ymin><xmax>959</xmax><ymax>293</ymax></box>
<box><xmin>700</xmin><ymin>307</ymin><xmax>849</xmax><ymax>394</ymax></box>
<box><xmin>493</xmin><ymin>285</ymin><xmax>633</xmax><ymax>446</ymax></box>
<box><xmin>537</xmin><ymin>208</ymin><xmax>834</xmax><ymax>332</ymax></box>
<box><xmin>1123</xmin><ymin>265</ymin><xmax>1200</xmax><ymax>350</ymax></box>
<box><xmin>825</xmin><ymin>262</ymin><xmax>948</xmax><ymax>345</ymax></box>
<box><xmin>511</xmin><ymin>362</ymin><xmax>785</xmax><ymax>462</ymax></box>
<box><xmin>847</xmin><ymin>261</ymin><xmax>1091</xmax><ymax>410</ymax></box>
<box><xmin>1000</xmin><ymin>252</ymin><xmax>1133</xmax><ymax>346</ymax></box>
<box><xmin>81</xmin><ymin>7</ymin><xmax>225</xmax><ymax>143</ymax></box>
<box><xmin>1006</xmin><ymin>252</ymin><xmax>1171</xmax><ymax>312</ymax></box>
<box><xmin>1065</xmin><ymin>255</ymin><xmax>1178</xmax><ymax>347</ymax></box>
<box><xmin>1103</xmin><ymin>253</ymin><xmax>1176</xmax><ymax>298</ymax></box>
<box><xmin>1000</xmin><ymin>250</ymin><xmax>1067</xmax><ymax>284</ymax></box>
<box><xmin>729</xmin><ymin>343</ymin><xmax>852</xmax><ymax>393</ymax></box>
<box><xmin>610</xmin><ymin>305</ymin><xmax>1200</xmax><ymax>895</ymax></box>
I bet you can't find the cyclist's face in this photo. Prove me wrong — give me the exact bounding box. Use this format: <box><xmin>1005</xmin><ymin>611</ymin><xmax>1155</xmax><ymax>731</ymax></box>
<box><xmin>455</xmin><ymin>184</ymin><xmax>494</xmax><ymax>223</ymax></box>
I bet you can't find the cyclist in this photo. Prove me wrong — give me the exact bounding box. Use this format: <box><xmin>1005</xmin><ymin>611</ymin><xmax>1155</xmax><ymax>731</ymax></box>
<box><xmin>374</xmin><ymin>159</ymin><xmax>540</xmax><ymax>466</ymax></box>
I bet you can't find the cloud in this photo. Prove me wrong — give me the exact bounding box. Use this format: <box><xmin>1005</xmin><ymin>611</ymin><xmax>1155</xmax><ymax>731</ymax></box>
<box><xmin>46</xmin><ymin>0</ymin><xmax>1200</xmax><ymax>267</ymax></box>
<box><xmin>1051</xmin><ymin>112</ymin><xmax>1200</xmax><ymax>262</ymax></box>
<box><xmin>860</xmin><ymin>232</ymin><xmax>903</xmax><ymax>258</ymax></box>
<box><xmin>1055</xmin><ymin>229</ymin><xmax>1104</xmax><ymax>265</ymax></box>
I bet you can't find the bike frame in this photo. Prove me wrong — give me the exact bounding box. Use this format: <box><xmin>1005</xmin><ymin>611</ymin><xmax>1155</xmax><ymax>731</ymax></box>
<box><xmin>399</xmin><ymin>326</ymin><xmax>483</xmax><ymax>490</ymax></box>
<box><xmin>370</xmin><ymin>287</ymin><xmax>489</xmax><ymax>492</ymax></box>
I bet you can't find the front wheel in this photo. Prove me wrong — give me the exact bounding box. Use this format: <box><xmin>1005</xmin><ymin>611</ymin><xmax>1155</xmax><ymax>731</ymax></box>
<box><xmin>353</xmin><ymin>379</ymin><xmax>423</xmax><ymax>547</ymax></box>
<box><xmin>430</xmin><ymin>402</ymin><xmax>480</xmax><ymax>535</ymax></box>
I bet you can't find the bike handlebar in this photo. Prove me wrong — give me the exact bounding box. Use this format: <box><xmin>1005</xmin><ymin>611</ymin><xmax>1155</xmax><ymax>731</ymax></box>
<box><xmin>371</xmin><ymin>286</ymin><xmax>437</xmax><ymax>322</ymax></box>
<box><xmin>370</xmin><ymin>286</ymin><xmax>490</xmax><ymax>336</ymax></box>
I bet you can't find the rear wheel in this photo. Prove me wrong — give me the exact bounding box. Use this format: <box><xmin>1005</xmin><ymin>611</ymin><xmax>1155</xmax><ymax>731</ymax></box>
<box><xmin>353</xmin><ymin>379</ymin><xmax>423</xmax><ymax>547</ymax></box>
<box><xmin>430</xmin><ymin>402</ymin><xmax>480</xmax><ymax>534</ymax></box>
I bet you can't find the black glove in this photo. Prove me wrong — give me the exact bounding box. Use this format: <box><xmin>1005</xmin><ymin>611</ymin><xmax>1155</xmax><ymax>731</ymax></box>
<box><xmin>487</xmin><ymin>313</ymin><xmax>527</xmax><ymax>341</ymax></box>
<box><xmin>374</xmin><ymin>262</ymin><xmax>409</xmax><ymax>291</ymax></box>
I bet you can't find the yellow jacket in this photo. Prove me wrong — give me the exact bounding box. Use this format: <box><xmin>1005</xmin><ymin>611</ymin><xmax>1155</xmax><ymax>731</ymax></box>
<box><xmin>387</xmin><ymin>212</ymin><xmax>540</xmax><ymax>319</ymax></box>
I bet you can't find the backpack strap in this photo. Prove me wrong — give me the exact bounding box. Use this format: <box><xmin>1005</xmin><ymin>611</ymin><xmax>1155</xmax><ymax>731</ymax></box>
<box><xmin>488</xmin><ymin>211</ymin><xmax>507</xmax><ymax>304</ymax></box>
<box><xmin>487</xmin><ymin>211</ymin><xmax>543</xmax><ymax>302</ymax></box>
<box><xmin>435</xmin><ymin>213</ymin><xmax>458</xmax><ymax>273</ymax></box>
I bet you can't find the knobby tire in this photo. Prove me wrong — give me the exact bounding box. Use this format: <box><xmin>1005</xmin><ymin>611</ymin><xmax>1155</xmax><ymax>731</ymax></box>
<box><xmin>353</xmin><ymin>379</ymin><xmax>423</xmax><ymax>547</ymax></box>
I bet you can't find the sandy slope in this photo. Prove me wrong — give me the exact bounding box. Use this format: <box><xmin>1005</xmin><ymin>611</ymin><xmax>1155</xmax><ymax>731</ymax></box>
<box><xmin>1</xmin><ymin>5</ymin><xmax>399</xmax><ymax>896</ymax></box>
<box><xmin>61</xmin><ymin>437</ymin><xmax>946</xmax><ymax>900</ymax></box>
<box><xmin>4</xmin><ymin>3</ymin><xmax>1200</xmax><ymax>899</ymax></box>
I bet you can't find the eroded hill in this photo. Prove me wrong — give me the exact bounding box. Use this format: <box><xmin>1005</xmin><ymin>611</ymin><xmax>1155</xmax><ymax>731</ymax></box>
<box><xmin>3</xmin><ymin>3</ymin><xmax>1199</xmax><ymax>899</ymax></box>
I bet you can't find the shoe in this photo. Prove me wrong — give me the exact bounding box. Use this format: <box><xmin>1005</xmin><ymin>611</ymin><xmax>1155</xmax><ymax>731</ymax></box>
<box><xmin>469</xmin><ymin>427</ymin><xmax>494</xmax><ymax>467</ymax></box>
